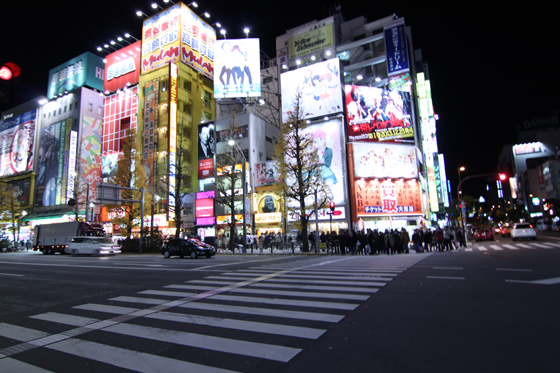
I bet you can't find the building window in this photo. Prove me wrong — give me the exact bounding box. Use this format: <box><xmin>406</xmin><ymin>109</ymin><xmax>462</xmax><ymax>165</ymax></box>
<box><xmin>58</xmin><ymin>108</ymin><xmax>62</xmax><ymax>115</ymax></box>
<box><xmin>265</xmin><ymin>136</ymin><xmax>272</xmax><ymax>143</ymax></box>
<box><xmin>64</xmin><ymin>106</ymin><xmax>67</xmax><ymax>113</ymax></box>
<box><xmin>161</xmin><ymin>80</ymin><xmax>168</xmax><ymax>92</ymax></box>
<box><xmin>88</xmin><ymin>103</ymin><xmax>93</xmax><ymax>111</ymax></box>
<box><xmin>203</xmin><ymin>90</ymin><xmax>212</xmax><ymax>109</ymax></box>
<box><xmin>263</xmin><ymin>76</ymin><xmax>273</xmax><ymax>85</ymax></box>
<box><xmin>98</xmin><ymin>106</ymin><xmax>102</xmax><ymax>115</ymax></box>
<box><xmin>201</xmin><ymin>110</ymin><xmax>212</xmax><ymax>122</ymax></box>
<box><xmin>184</xmin><ymin>80</ymin><xmax>191</xmax><ymax>91</ymax></box>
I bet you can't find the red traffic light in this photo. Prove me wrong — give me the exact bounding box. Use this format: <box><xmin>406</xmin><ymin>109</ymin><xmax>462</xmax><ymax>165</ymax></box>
<box><xmin>498</xmin><ymin>173</ymin><xmax>507</xmax><ymax>181</ymax></box>
<box><xmin>329</xmin><ymin>202</ymin><xmax>335</xmax><ymax>212</ymax></box>
<box><xmin>0</xmin><ymin>63</ymin><xmax>21</xmax><ymax>80</ymax></box>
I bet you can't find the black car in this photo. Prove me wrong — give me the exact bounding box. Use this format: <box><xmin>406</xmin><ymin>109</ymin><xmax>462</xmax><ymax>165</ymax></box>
<box><xmin>161</xmin><ymin>238</ymin><xmax>216</xmax><ymax>259</ymax></box>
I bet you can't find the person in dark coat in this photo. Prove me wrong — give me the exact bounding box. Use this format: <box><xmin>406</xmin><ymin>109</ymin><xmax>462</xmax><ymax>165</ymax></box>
<box><xmin>347</xmin><ymin>230</ymin><xmax>358</xmax><ymax>255</ymax></box>
<box><xmin>339</xmin><ymin>231</ymin><xmax>347</xmax><ymax>255</ymax></box>
<box><xmin>393</xmin><ymin>230</ymin><xmax>401</xmax><ymax>254</ymax></box>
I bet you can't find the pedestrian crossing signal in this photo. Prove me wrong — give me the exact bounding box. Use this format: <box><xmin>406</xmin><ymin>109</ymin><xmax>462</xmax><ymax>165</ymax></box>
<box><xmin>0</xmin><ymin>63</ymin><xmax>20</xmax><ymax>81</ymax></box>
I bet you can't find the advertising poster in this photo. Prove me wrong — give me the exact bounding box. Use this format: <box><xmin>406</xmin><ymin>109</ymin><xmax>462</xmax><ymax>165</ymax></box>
<box><xmin>79</xmin><ymin>116</ymin><xmax>102</xmax><ymax>203</ymax></box>
<box><xmin>143</xmin><ymin>81</ymin><xmax>159</xmax><ymax>185</ymax></box>
<box><xmin>7</xmin><ymin>178</ymin><xmax>31</xmax><ymax>205</ymax></box>
<box><xmin>384</xmin><ymin>19</ymin><xmax>410</xmax><ymax>77</ymax></box>
<box><xmin>101</xmin><ymin>151</ymin><xmax>120</xmax><ymax>179</ymax></box>
<box><xmin>0</xmin><ymin>109</ymin><xmax>36</xmax><ymax>177</ymax></box>
<box><xmin>257</xmin><ymin>194</ymin><xmax>280</xmax><ymax>214</ymax></box>
<box><xmin>47</xmin><ymin>52</ymin><xmax>104</xmax><ymax>99</ymax></box>
<box><xmin>104</xmin><ymin>41</ymin><xmax>141</xmax><ymax>92</ymax></box>
<box><xmin>281</xmin><ymin>58</ymin><xmax>342</xmax><ymax>122</ymax></box>
<box><xmin>195</xmin><ymin>198</ymin><xmax>214</xmax><ymax>218</ymax></box>
<box><xmin>214</xmin><ymin>39</ymin><xmax>261</xmax><ymax>98</ymax></box>
<box><xmin>353</xmin><ymin>143</ymin><xmax>417</xmax><ymax>179</ymax></box>
<box><xmin>288</xmin><ymin>24</ymin><xmax>334</xmax><ymax>60</ymax></box>
<box><xmin>255</xmin><ymin>161</ymin><xmax>281</xmax><ymax>187</ymax></box>
<box><xmin>35</xmin><ymin>120</ymin><xmax>68</xmax><ymax>207</ymax></box>
<box><xmin>354</xmin><ymin>179</ymin><xmax>422</xmax><ymax>216</ymax></box>
<box><xmin>197</xmin><ymin>122</ymin><xmax>215</xmax><ymax>179</ymax></box>
<box><xmin>286</xmin><ymin>118</ymin><xmax>346</xmax><ymax>205</ymax></box>
<box><xmin>345</xmin><ymin>84</ymin><xmax>413</xmax><ymax>143</ymax></box>
<box><xmin>180</xmin><ymin>3</ymin><xmax>215</xmax><ymax>79</ymax></box>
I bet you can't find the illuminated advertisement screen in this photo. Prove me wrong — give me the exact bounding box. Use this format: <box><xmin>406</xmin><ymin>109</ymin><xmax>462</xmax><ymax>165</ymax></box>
<box><xmin>285</xmin><ymin>118</ymin><xmax>346</xmax><ymax>205</ymax></box>
<box><xmin>354</xmin><ymin>179</ymin><xmax>422</xmax><ymax>216</ymax></box>
<box><xmin>513</xmin><ymin>143</ymin><xmax>542</xmax><ymax>155</ymax></box>
<box><xmin>384</xmin><ymin>19</ymin><xmax>410</xmax><ymax>77</ymax></box>
<box><xmin>141</xmin><ymin>3</ymin><xmax>216</xmax><ymax>78</ymax></box>
<box><xmin>198</xmin><ymin>122</ymin><xmax>215</xmax><ymax>179</ymax></box>
<box><xmin>0</xmin><ymin>109</ymin><xmax>36</xmax><ymax>177</ymax></box>
<box><xmin>104</xmin><ymin>41</ymin><xmax>142</xmax><ymax>92</ymax></box>
<box><xmin>197</xmin><ymin>190</ymin><xmax>215</xmax><ymax>199</ymax></box>
<box><xmin>7</xmin><ymin>178</ymin><xmax>31</xmax><ymax>205</ymax></box>
<box><xmin>288</xmin><ymin>24</ymin><xmax>334</xmax><ymax>60</ymax></box>
<box><xmin>255</xmin><ymin>161</ymin><xmax>281</xmax><ymax>187</ymax></box>
<box><xmin>143</xmin><ymin>80</ymin><xmax>159</xmax><ymax>185</ymax></box>
<box><xmin>47</xmin><ymin>52</ymin><xmax>104</xmax><ymax>99</ymax></box>
<box><xmin>79</xmin><ymin>116</ymin><xmax>102</xmax><ymax>203</ymax></box>
<box><xmin>195</xmin><ymin>198</ymin><xmax>214</xmax><ymax>218</ymax></box>
<box><xmin>101</xmin><ymin>151</ymin><xmax>121</xmax><ymax>179</ymax></box>
<box><xmin>257</xmin><ymin>194</ymin><xmax>280</xmax><ymax>214</ymax></box>
<box><xmin>215</xmin><ymin>39</ymin><xmax>261</xmax><ymax>98</ymax></box>
<box><xmin>345</xmin><ymin>84</ymin><xmax>413</xmax><ymax>143</ymax></box>
<box><xmin>281</xmin><ymin>58</ymin><xmax>342</xmax><ymax>122</ymax></box>
<box><xmin>35</xmin><ymin>119</ymin><xmax>71</xmax><ymax>207</ymax></box>
<box><xmin>353</xmin><ymin>143</ymin><xmax>417</xmax><ymax>178</ymax></box>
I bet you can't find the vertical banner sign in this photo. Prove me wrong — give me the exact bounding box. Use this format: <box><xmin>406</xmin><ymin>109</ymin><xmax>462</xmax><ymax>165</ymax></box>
<box><xmin>433</xmin><ymin>154</ymin><xmax>444</xmax><ymax>206</ymax></box>
<box><xmin>143</xmin><ymin>80</ymin><xmax>159</xmax><ymax>186</ymax></box>
<box><xmin>169</xmin><ymin>63</ymin><xmax>178</xmax><ymax>218</ymax></box>
<box><xmin>384</xmin><ymin>19</ymin><xmax>410</xmax><ymax>77</ymax></box>
<box><xmin>80</xmin><ymin>116</ymin><xmax>102</xmax><ymax>203</ymax></box>
<box><xmin>438</xmin><ymin>154</ymin><xmax>450</xmax><ymax>207</ymax></box>
<box><xmin>427</xmin><ymin>166</ymin><xmax>439</xmax><ymax>212</ymax></box>
<box><xmin>66</xmin><ymin>131</ymin><xmax>78</xmax><ymax>201</ymax></box>
<box><xmin>55</xmin><ymin>120</ymin><xmax>68</xmax><ymax>205</ymax></box>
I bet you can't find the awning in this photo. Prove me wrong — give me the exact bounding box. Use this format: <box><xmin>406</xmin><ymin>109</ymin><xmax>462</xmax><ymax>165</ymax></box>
<box><xmin>22</xmin><ymin>213</ymin><xmax>66</xmax><ymax>222</ymax></box>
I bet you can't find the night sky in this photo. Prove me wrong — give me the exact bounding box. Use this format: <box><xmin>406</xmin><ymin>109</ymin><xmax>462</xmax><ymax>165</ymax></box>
<box><xmin>2</xmin><ymin>2</ymin><xmax>557</xmax><ymax>199</ymax></box>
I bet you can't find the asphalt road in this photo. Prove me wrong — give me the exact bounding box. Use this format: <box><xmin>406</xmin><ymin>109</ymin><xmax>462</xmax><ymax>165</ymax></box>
<box><xmin>0</xmin><ymin>238</ymin><xmax>558</xmax><ymax>372</ymax></box>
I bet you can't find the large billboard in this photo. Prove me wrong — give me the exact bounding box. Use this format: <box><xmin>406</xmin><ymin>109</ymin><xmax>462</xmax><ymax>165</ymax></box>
<box><xmin>47</xmin><ymin>52</ymin><xmax>105</xmax><ymax>99</ymax></box>
<box><xmin>142</xmin><ymin>80</ymin><xmax>160</xmax><ymax>185</ymax></box>
<box><xmin>285</xmin><ymin>118</ymin><xmax>346</xmax><ymax>205</ymax></box>
<box><xmin>288</xmin><ymin>24</ymin><xmax>334</xmax><ymax>60</ymax></box>
<box><xmin>384</xmin><ymin>19</ymin><xmax>410</xmax><ymax>77</ymax></box>
<box><xmin>354</xmin><ymin>179</ymin><xmax>422</xmax><ymax>216</ymax></box>
<box><xmin>141</xmin><ymin>3</ymin><xmax>216</xmax><ymax>79</ymax></box>
<box><xmin>79</xmin><ymin>116</ymin><xmax>102</xmax><ymax>203</ymax></box>
<box><xmin>0</xmin><ymin>109</ymin><xmax>36</xmax><ymax>177</ymax></box>
<box><xmin>345</xmin><ymin>84</ymin><xmax>413</xmax><ymax>143</ymax></box>
<box><xmin>104</xmin><ymin>41</ymin><xmax>142</xmax><ymax>92</ymax></box>
<box><xmin>255</xmin><ymin>160</ymin><xmax>281</xmax><ymax>187</ymax></box>
<box><xmin>352</xmin><ymin>143</ymin><xmax>417</xmax><ymax>179</ymax></box>
<box><xmin>35</xmin><ymin>119</ymin><xmax>71</xmax><ymax>207</ymax></box>
<box><xmin>214</xmin><ymin>39</ymin><xmax>261</xmax><ymax>98</ymax></box>
<box><xmin>281</xmin><ymin>58</ymin><xmax>342</xmax><ymax>122</ymax></box>
<box><xmin>197</xmin><ymin>122</ymin><xmax>215</xmax><ymax>179</ymax></box>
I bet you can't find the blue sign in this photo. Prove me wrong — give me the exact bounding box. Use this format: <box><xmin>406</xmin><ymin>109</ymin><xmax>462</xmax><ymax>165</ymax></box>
<box><xmin>47</xmin><ymin>52</ymin><xmax>105</xmax><ymax>99</ymax></box>
<box><xmin>384</xmin><ymin>19</ymin><xmax>410</xmax><ymax>77</ymax></box>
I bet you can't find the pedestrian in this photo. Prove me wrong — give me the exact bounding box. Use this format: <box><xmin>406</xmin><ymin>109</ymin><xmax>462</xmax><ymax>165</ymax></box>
<box><xmin>264</xmin><ymin>231</ymin><xmax>271</xmax><ymax>252</ymax></box>
<box><xmin>423</xmin><ymin>229</ymin><xmax>433</xmax><ymax>252</ymax></box>
<box><xmin>339</xmin><ymin>230</ymin><xmax>347</xmax><ymax>255</ymax></box>
<box><xmin>457</xmin><ymin>229</ymin><xmax>466</xmax><ymax>248</ymax></box>
<box><xmin>401</xmin><ymin>228</ymin><xmax>410</xmax><ymax>254</ymax></box>
<box><xmin>443</xmin><ymin>227</ymin><xmax>452</xmax><ymax>251</ymax></box>
<box><xmin>26</xmin><ymin>239</ymin><xmax>32</xmax><ymax>251</ymax></box>
<box><xmin>384</xmin><ymin>229</ymin><xmax>394</xmax><ymax>255</ymax></box>
<box><xmin>392</xmin><ymin>230</ymin><xmax>401</xmax><ymax>254</ymax></box>
<box><xmin>412</xmin><ymin>229</ymin><xmax>422</xmax><ymax>253</ymax></box>
<box><xmin>435</xmin><ymin>228</ymin><xmax>444</xmax><ymax>252</ymax></box>
<box><xmin>275</xmin><ymin>232</ymin><xmax>282</xmax><ymax>250</ymax></box>
<box><xmin>348</xmin><ymin>230</ymin><xmax>358</xmax><ymax>255</ymax></box>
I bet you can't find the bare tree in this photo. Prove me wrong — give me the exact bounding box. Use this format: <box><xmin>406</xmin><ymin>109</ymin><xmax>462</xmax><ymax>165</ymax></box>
<box><xmin>213</xmin><ymin>112</ymin><xmax>246</xmax><ymax>251</ymax></box>
<box><xmin>0</xmin><ymin>182</ymin><xmax>23</xmax><ymax>245</ymax></box>
<box><xmin>272</xmin><ymin>93</ymin><xmax>333</xmax><ymax>252</ymax></box>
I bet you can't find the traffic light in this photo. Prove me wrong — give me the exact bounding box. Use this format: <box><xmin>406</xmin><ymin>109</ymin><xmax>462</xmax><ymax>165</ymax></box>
<box><xmin>498</xmin><ymin>173</ymin><xmax>507</xmax><ymax>181</ymax></box>
<box><xmin>0</xmin><ymin>63</ymin><xmax>21</xmax><ymax>81</ymax></box>
<box><xmin>329</xmin><ymin>202</ymin><xmax>335</xmax><ymax>212</ymax></box>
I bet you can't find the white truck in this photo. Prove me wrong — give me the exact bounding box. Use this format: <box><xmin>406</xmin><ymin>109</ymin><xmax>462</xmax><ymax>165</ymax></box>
<box><xmin>33</xmin><ymin>222</ymin><xmax>100</xmax><ymax>254</ymax></box>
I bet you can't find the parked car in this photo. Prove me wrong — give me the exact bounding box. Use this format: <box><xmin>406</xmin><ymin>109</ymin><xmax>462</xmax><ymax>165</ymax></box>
<box><xmin>474</xmin><ymin>228</ymin><xmax>494</xmax><ymax>242</ymax></box>
<box><xmin>510</xmin><ymin>223</ymin><xmax>537</xmax><ymax>241</ymax></box>
<box><xmin>162</xmin><ymin>238</ymin><xmax>216</xmax><ymax>259</ymax></box>
<box><xmin>65</xmin><ymin>237</ymin><xmax>121</xmax><ymax>256</ymax></box>
<box><xmin>501</xmin><ymin>225</ymin><xmax>511</xmax><ymax>237</ymax></box>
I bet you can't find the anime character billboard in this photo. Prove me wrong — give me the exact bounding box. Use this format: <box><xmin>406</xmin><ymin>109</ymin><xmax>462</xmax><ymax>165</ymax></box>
<box><xmin>214</xmin><ymin>39</ymin><xmax>261</xmax><ymax>98</ymax></box>
<box><xmin>281</xmin><ymin>58</ymin><xmax>342</xmax><ymax>122</ymax></box>
<box><xmin>345</xmin><ymin>84</ymin><xmax>414</xmax><ymax>143</ymax></box>
<box><xmin>353</xmin><ymin>143</ymin><xmax>417</xmax><ymax>179</ymax></box>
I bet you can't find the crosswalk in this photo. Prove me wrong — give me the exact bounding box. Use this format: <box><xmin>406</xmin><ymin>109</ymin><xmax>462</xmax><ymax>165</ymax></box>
<box><xmin>465</xmin><ymin>241</ymin><xmax>560</xmax><ymax>252</ymax></box>
<box><xmin>0</xmin><ymin>255</ymin><xmax>427</xmax><ymax>372</ymax></box>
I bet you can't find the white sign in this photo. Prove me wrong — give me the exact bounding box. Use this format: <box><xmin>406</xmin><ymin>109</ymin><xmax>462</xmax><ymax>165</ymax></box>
<box><xmin>66</xmin><ymin>131</ymin><xmax>78</xmax><ymax>200</ymax></box>
<box><xmin>288</xmin><ymin>207</ymin><xmax>346</xmax><ymax>222</ymax></box>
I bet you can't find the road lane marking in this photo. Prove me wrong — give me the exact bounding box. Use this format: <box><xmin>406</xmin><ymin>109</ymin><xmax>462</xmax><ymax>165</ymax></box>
<box><xmin>47</xmin><ymin>338</ymin><xmax>238</xmax><ymax>373</ymax></box>
<box><xmin>426</xmin><ymin>276</ymin><xmax>465</xmax><ymax>280</ymax></box>
<box><xmin>506</xmin><ymin>277</ymin><xmax>560</xmax><ymax>285</ymax></box>
<box><xmin>529</xmin><ymin>243</ymin><xmax>554</xmax><ymax>249</ymax></box>
<box><xmin>502</xmin><ymin>245</ymin><xmax>519</xmax><ymax>250</ymax></box>
<box><xmin>433</xmin><ymin>267</ymin><xmax>463</xmax><ymax>270</ymax></box>
<box><xmin>496</xmin><ymin>268</ymin><xmax>532</xmax><ymax>272</ymax></box>
<box><xmin>489</xmin><ymin>245</ymin><xmax>503</xmax><ymax>251</ymax></box>
<box><xmin>515</xmin><ymin>243</ymin><xmax>534</xmax><ymax>249</ymax></box>
<box><xmin>0</xmin><ymin>273</ymin><xmax>24</xmax><ymax>277</ymax></box>
<box><xmin>541</xmin><ymin>242</ymin><xmax>560</xmax><ymax>247</ymax></box>
<box><xmin>476</xmin><ymin>247</ymin><xmax>488</xmax><ymax>251</ymax></box>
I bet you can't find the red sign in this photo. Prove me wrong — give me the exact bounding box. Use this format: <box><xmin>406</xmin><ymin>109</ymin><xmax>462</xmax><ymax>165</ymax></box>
<box><xmin>198</xmin><ymin>158</ymin><xmax>214</xmax><ymax>179</ymax></box>
<box><xmin>354</xmin><ymin>179</ymin><xmax>422</xmax><ymax>216</ymax></box>
<box><xmin>195</xmin><ymin>198</ymin><xmax>214</xmax><ymax>218</ymax></box>
<box><xmin>103</xmin><ymin>41</ymin><xmax>142</xmax><ymax>92</ymax></box>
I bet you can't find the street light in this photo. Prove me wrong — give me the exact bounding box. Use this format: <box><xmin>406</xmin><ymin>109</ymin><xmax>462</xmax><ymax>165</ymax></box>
<box><xmin>228</xmin><ymin>139</ymin><xmax>247</xmax><ymax>253</ymax></box>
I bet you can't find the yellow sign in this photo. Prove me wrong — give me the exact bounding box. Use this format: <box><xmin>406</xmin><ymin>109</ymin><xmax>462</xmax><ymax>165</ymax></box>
<box><xmin>255</xmin><ymin>213</ymin><xmax>282</xmax><ymax>224</ymax></box>
<box><xmin>217</xmin><ymin>215</ymin><xmax>243</xmax><ymax>224</ymax></box>
<box><xmin>288</xmin><ymin>24</ymin><xmax>334</xmax><ymax>59</ymax></box>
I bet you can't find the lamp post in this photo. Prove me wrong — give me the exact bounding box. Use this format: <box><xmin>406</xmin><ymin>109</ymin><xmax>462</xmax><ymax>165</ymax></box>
<box><xmin>229</xmin><ymin>139</ymin><xmax>247</xmax><ymax>253</ymax></box>
<box><xmin>458</xmin><ymin>166</ymin><xmax>465</xmax><ymax>232</ymax></box>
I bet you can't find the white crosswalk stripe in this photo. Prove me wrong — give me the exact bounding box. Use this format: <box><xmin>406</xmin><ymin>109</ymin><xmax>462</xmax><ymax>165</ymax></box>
<box><xmin>464</xmin><ymin>241</ymin><xmax>559</xmax><ymax>252</ymax></box>
<box><xmin>0</xmin><ymin>255</ymin><xmax>427</xmax><ymax>372</ymax></box>
<box><xmin>489</xmin><ymin>245</ymin><xmax>503</xmax><ymax>251</ymax></box>
<box><xmin>502</xmin><ymin>244</ymin><xmax>519</xmax><ymax>250</ymax></box>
